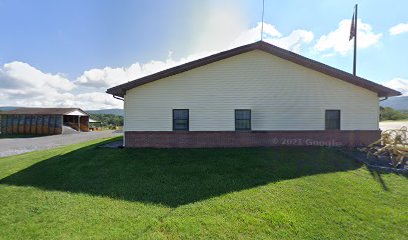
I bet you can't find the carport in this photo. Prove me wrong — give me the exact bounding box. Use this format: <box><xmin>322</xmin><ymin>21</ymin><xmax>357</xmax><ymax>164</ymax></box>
<box><xmin>0</xmin><ymin>108</ymin><xmax>90</xmax><ymax>135</ymax></box>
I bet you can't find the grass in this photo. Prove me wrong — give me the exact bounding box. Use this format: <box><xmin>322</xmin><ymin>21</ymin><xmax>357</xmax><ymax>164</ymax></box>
<box><xmin>0</xmin><ymin>137</ymin><xmax>407</xmax><ymax>239</ymax></box>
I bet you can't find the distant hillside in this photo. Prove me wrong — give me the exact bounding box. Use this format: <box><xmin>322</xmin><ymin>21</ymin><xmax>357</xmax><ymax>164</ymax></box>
<box><xmin>86</xmin><ymin>109</ymin><xmax>124</xmax><ymax>116</ymax></box>
<box><xmin>0</xmin><ymin>106</ymin><xmax>18</xmax><ymax>111</ymax></box>
<box><xmin>380</xmin><ymin>96</ymin><xmax>408</xmax><ymax>111</ymax></box>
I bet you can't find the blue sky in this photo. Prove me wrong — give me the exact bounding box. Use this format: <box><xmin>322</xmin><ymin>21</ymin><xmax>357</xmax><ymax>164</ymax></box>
<box><xmin>0</xmin><ymin>0</ymin><xmax>407</xmax><ymax>109</ymax></box>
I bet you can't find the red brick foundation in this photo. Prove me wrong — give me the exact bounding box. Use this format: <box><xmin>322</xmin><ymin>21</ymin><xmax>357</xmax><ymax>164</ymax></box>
<box><xmin>124</xmin><ymin>130</ymin><xmax>380</xmax><ymax>148</ymax></box>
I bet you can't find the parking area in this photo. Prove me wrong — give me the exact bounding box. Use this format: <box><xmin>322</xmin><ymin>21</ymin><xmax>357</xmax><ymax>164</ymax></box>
<box><xmin>0</xmin><ymin>130</ymin><xmax>122</xmax><ymax>158</ymax></box>
<box><xmin>379</xmin><ymin>121</ymin><xmax>408</xmax><ymax>131</ymax></box>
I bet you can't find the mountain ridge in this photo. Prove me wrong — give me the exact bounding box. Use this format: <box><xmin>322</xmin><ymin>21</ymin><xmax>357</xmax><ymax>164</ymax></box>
<box><xmin>380</xmin><ymin>96</ymin><xmax>408</xmax><ymax>111</ymax></box>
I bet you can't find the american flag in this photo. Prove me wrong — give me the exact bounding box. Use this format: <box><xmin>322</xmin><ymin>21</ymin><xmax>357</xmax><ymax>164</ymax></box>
<box><xmin>349</xmin><ymin>12</ymin><xmax>356</xmax><ymax>41</ymax></box>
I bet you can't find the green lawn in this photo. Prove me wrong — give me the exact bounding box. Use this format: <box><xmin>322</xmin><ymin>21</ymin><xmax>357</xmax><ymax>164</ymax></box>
<box><xmin>0</xmin><ymin>137</ymin><xmax>407</xmax><ymax>239</ymax></box>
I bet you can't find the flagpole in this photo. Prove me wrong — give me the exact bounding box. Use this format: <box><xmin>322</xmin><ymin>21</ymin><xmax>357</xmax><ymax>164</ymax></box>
<box><xmin>261</xmin><ymin>0</ymin><xmax>265</xmax><ymax>41</ymax></box>
<box><xmin>353</xmin><ymin>4</ymin><xmax>358</xmax><ymax>77</ymax></box>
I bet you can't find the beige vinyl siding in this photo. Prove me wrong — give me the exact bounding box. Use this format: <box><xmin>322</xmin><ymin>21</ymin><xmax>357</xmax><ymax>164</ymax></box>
<box><xmin>124</xmin><ymin>50</ymin><xmax>379</xmax><ymax>131</ymax></box>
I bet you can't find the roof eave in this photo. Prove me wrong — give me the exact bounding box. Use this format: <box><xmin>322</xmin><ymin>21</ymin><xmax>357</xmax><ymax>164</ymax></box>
<box><xmin>105</xmin><ymin>41</ymin><xmax>401</xmax><ymax>99</ymax></box>
<box><xmin>378</xmin><ymin>90</ymin><xmax>402</xmax><ymax>98</ymax></box>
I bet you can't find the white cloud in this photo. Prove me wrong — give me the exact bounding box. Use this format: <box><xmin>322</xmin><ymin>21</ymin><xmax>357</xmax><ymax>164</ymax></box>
<box><xmin>0</xmin><ymin>62</ymin><xmax>122</xmax><ymax>109</ymax></box>
<box><xmin>314</xmin><ymin>19</ymin><xmax>383</xmax><ymax>55</ymax></box>
<box><xmin>9</xmin><ymin>91</ymin><xmax>123</xmax><ymax>110</ymax></box>
<box><xmin>0</xmin><ymin>61</ymin><xmax>75</xmax><ymax>91</ymax></box>
<box><xmin>1</xmin><ymin>22</ymin><xmax>315</xmax><ymax>110</ymax></box>
<box><xmin>230</xmin><ymin>22</ymin><xmax>282</xmax><ymax>47</ymax></box>
<box><xmin>189</xmin><ymin>1</ymin><xmax>249</xmax><ymax>53</ymax></box>
<box><xmin>268</xmin><ymin>29</ymin><xmax>314</xmax><ymax>53</ymax></box>
<box><xmin>75</xmin><ymin>22</ymin><xmax>314</xmax><ymax>90</ymax></box>
<box><xmin>230</xmin><ymin>22</ymin><xmax>314</xmax><ymax>53</ymax></box>
<box><xmin>389</xmin><ymin>22</ymin><xmax>408</xmax><ymax>35</ymax></box>
<box><xmin>383</xmin><ymin>78</ymin><xmax>408</xmax><ymax>96</ymax></box>
<box><xmin>76</xmin><ymin>64</ymin><xmax>142</xmax><ymax>88</ymax></box>
<box><xmin>65</xmin><ymin>92</ymin><xmax>123</xmax><ymax>110</ymax></box>
<box><xmin>75</xmin><ymin>51</ymin><xmax>216</xmax><ymax>89</ymax></box>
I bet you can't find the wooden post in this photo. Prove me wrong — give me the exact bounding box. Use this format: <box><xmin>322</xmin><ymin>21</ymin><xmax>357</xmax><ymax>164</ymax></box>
<box><xmin>61</xmin><ymin>115</ymin><xmax>63</xmax><ymax>134</ymax></box>
<box><xmin>28</xmin><ymin>115</ymin><xmax>31</xmax><ymax>135</ymax></box>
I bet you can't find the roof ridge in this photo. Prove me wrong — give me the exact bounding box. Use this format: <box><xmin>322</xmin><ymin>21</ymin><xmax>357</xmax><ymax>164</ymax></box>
<box><xmin>1</xmin><ymin>107</ymin><xmax>89</xmax><ymax>115</ymax></box>
<box><xmin>106</xmin><ymin>41</ymin><xmax>400</xmax><ymax>98</ymax></box>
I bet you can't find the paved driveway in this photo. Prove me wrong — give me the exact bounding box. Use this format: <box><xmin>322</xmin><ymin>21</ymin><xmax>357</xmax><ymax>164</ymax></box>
<box><xmin>0</xmin><ymin>130</ymin><xmax>122</xmax><ymax>158</ymax></box>
<box><xmin>379</xmin><ymin>121</ymin><xmax>408</xmax><ymax>131</ymax></box>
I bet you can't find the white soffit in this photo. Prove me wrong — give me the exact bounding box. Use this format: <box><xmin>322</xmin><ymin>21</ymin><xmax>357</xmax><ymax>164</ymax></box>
<box><xmin>65</xmin><ymin>110</ymin><xmax>88</xmax><ymax>116</ymax></box>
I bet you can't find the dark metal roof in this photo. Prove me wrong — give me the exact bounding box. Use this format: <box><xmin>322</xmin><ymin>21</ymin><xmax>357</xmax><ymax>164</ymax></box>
<box><xmin>106</xmin><ymin>41</ymin><xmax>401</xmax><ymax>98</ymax></box>
<box><xmin>0</xmin><ymin>108</ymin><xmax>89</xmax><ymax>116</ymax></box>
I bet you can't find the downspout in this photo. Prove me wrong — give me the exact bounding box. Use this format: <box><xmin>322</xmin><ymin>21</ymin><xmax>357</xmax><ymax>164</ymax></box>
<box><xmin>112</xmin><ymin>94</ymin><xmax>125</xmax><ymax>147</ymax></box>
<box><xmin>378</xmin><ymin>97</ymin><xmax>388</xmax><ymax>130</ymax></box>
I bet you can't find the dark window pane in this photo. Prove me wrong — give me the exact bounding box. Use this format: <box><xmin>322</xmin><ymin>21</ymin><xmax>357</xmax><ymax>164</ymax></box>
<box><xmin>236</xmin><ymin>110</ymin><xmax>250</xmax><ymax>120</ymax></box>
<box><xmin>326</xmin><ymin>110</ymin><xmax>340</xmax><ymax>120</ymax></box>
<box><xmin>174</xmin><ymin>109</ymin><xmax>188</xmax><ymax>120</ymax></box>
<box><xmin>236</xmin><ymin>120</ymin><xmax>250</xmax><ymax>130</ymax></box>
<box><xmin>174</xmin><ymin>119</ymin><xmax>188</xmax><ymax>129</ymax></box>
<box><xmin>235</xmin><ymin>110</ymin><xmax>251</xmax><ymax>130</ymax></box>
<box><xmin>173</xmin><ymin>109</ymin><xmax>189</xmax><ymax>130</ymax></box>
<box><xmin>325</xmin><ymin>110</ymin><xmax>340</xmax><ymax>130</ymax></box>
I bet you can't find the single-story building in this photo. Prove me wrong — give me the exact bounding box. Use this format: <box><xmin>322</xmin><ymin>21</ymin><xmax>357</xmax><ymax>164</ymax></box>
<box><xmin>89</xmin><ymin>118</ymin><xmax>102</xmax><ymax>131</ymax></box>
<box><xmin>106</xmin><ymin>41</ymin><xmax>401</xmax><ymax>148</ymax></box>
<box><xmin>0</xmin><ymin>108</ymin><xmax>89</xmax><ymax>135</ymax></box>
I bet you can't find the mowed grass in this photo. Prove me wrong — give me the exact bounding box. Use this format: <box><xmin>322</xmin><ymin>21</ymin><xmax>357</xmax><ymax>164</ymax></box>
<box><xmin>0</xmin><ymin>137</ymin><xmax>407</xmax><ymax>239</ymax></box>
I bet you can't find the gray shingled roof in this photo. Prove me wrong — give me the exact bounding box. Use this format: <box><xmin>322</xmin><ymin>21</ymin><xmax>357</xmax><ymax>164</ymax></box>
<box><xmin>0</xmin><ymin>108</ymin><xmax>89</xmax><ymax>116</ymax></box>
<box><xmin>106</xmin><ymin>41</ymin><xmax>401</xmax><ymax>98</ymax></box>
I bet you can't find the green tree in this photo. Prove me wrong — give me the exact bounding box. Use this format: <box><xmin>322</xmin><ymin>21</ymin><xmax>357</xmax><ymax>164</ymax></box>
<box><xmin>380</xmin><ymin>107</ymin><xmax>408</xmax><ymax>121</ymax></box>
<box><xmin>89</xmin><ymin>114</ymin><xmax>123</xmax><ymax>127</ymax></box>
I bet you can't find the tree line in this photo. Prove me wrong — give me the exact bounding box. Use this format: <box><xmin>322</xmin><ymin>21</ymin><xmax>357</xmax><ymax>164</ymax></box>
<box><xmin>380</xmin><ymin>107</ymin><xmax>408</xmax><ymax>121</ymax></box>
<box><xmin>89</xmin><ymin>114</ymin><xmax>123</xmax><ymax>127</ymax></box>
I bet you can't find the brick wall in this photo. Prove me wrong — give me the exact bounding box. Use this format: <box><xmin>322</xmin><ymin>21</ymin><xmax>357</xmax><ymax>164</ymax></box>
<box><xmin>124</xmin><ymin>130</ymin><xmax>381</xmax><ymax>148</ymax></box>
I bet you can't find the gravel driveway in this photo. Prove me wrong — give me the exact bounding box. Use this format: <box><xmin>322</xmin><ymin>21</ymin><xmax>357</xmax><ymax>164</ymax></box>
<box><xmin>0</xmin><ymin>130</ymin><xmax>122</xmax><ymax>158</ymax></box>
<box><xmin>379</xmin><ymin>121</ymin><xmax>408</xmax><ymax>131</ymax></box>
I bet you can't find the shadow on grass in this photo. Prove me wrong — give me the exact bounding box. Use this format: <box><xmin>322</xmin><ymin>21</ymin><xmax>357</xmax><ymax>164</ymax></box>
<box><xmin>367</xmin><ymin>166</ymin><xmax>407</xmax><ymax>191</ymax></box>
<box><xmin>1</xmin><ymin>140</ymin><xmax>365</xmax><ymax>207</ymax></box>
<box><xmin>368</xmin><ymin>168</ymin><xmax>389</xmax><ymax>191</ymax></box>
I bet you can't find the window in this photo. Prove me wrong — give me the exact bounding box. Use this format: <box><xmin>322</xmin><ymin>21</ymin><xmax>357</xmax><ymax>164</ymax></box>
<box><xmin>235</xmin><ymin>109</ymin><xmax>251</xmax><ymax>131</ymax></box>
<box><xmin>325</xmin><ymin>110</ymin><xmax>340</xmax><ymax>130</ymax></box>
<box><xmin>173</xmin><ymin>109</ymin><xmax>189</xmax><ymax>131</ymax></box>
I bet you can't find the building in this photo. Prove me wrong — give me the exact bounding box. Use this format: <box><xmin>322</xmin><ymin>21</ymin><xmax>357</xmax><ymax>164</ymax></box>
<box><xmin>89</xmin><ymin>118</ymin><xmax>102</xmax><ymax>131</ymax></box>
<box><xmin>0</xmin><ymin>108</ymin><xmax>89</xmax><ymax>135</ymax></box>
<box><xmin>106</xmin><ymin>41</ymin><xmax>401</xmax><ymax>148</ymax></box>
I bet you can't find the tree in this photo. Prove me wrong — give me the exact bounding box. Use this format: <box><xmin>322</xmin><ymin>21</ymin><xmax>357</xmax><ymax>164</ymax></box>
<box><xmin>89</xmin><ymin>114</ymin><xmax>123</xmax><ymax>127</ymax></box>
<box><xmin>380</xmin><ymin>107</ymin><xmax>408</xmax><ymax>121</ymax></box>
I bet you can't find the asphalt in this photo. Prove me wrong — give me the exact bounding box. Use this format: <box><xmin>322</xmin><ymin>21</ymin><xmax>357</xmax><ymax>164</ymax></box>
<box><xmin>0</xmin><ymin>130</ymin><xmax>122</xmax><ymax>158</ymax></box>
